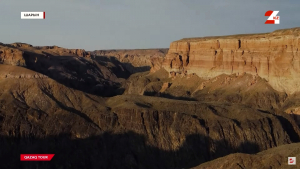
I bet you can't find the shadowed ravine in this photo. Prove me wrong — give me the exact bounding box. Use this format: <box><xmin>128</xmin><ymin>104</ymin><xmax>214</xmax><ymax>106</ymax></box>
<box><xmin>1</xmin><ymin>132</ymin><xmax>260</xmax><ymax>169</ymax></box>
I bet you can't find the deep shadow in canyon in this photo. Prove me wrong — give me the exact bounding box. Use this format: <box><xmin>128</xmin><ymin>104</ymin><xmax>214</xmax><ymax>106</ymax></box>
<box><xmin>94</xmin><ymin>55</ymin><xmax>151</xmax><ymax>79</ymax></box>
<box><xmin>20</xmin><ymin>50</ymin><xmax>150</xmax><ymax>97</ymax></box>
<box><xmin>1</xmin><ymin>131</ymin><xmax>260</xmax><ymax>169</ymax></box>
<box><xmin>257</xmin><ymin>109</ymin><xmax>300</xmax><ymax>142</ymax></box>
<box><xmin>143</xmin><ymin>91</ymin><xmax>198</xmax><ymax>101</ymax></box>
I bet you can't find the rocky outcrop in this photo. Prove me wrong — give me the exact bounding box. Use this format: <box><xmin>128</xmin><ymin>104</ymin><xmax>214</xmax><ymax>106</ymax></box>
<box><xmin>68</xmin><ymin>49</ymin><xmax>91</xmax><ymax>58</ymax></box>
<box><xmin>0</xmin><ymin>44</ymin><xmax>130</xmax><ymax>96</ymax></box>
<box><xmin>10</xmin><ymin>43</ymin><xmax>33</xmax><ymax>48</ymax></box>
<box><xmin>162</xmin><ymin>27</ymin><xmax>300</xmax><ymax>94</ymax></box>
<box><xmin>0</xmin><ymin>44</ymin><xmax>93</xmax><ymax>67</ymax></box>
<box><xmin>0</xmin><ymin>65</ymin><xmax>48</xmax><ymax>79</ymax></box>
<box><xmin>123</xmin><ymin>68</ymin><xmax>289</xmax><ymax>111</ymax></box>
<box><xmin>39</xmin><ymin>47</ymin><xmax>92</xmax><ymax>58</ymax></box>
<box><xmin>285</xmin><ymin>107</ymin><xmax>300</xmax><ymax>125</ymax></box>
<box><xmin>0</xmin><ymin>47</ymin><xmax>26</xmax><ymax>66</ymax></box>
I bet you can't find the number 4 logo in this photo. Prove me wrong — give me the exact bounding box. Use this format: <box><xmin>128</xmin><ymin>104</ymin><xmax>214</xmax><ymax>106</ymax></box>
<box><xmin>265</xmin><ymin>10</ymin><xmax>280</xmax><ymax>24</ymax></box>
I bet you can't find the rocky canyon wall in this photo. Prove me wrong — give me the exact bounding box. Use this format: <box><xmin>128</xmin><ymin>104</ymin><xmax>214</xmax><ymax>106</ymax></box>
<box><xmin>162</xmin><ymin>28</ymin><xmax>300</xmax><ymax>94</ymax></box>
<box><xmin>92</xmin><ymin>49</ymin><xmax>168</xmax><ymax>74</ymax></box>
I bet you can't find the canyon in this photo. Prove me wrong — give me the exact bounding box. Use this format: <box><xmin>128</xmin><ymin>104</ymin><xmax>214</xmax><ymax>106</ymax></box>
<box><xmin>162</xmin><ymin>27</ymin><xmax>300</xmax><ymax>94</ymax></box>
<box><xmin>92</xmin><ymin>49</ymin><xmax>168</xmax><ymax>74</ymax></box>
<box><xmin>1</xmin><ymin>28</ymin><xmax>300</xmax><ymax>169</ymax></box>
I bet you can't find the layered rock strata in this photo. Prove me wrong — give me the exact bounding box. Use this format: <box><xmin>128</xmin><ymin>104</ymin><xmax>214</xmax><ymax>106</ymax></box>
<box><xmin>162</xmin><ymin>28</ymin><xmax>300</xmax><ymax>93</ymax></box>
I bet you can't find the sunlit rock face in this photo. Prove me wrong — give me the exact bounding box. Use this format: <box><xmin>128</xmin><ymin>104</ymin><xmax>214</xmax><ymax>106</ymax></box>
<box><xmin>162</xmin><ymin>28</ymin><xmax>300</xmax><ymax>94</ymax></box>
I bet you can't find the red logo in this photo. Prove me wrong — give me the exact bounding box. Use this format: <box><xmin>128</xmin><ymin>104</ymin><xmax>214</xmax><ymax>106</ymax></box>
<box><xmin>20</xmin><ymin>154</ymin><xmax>55</xmax><ymax>161</ymax></box>
<box><xmin>288</xmin><ymin>157</ymin><xmax>296</xmax><ymax>165</ymax></box>
<box><xmin>265</xmin><ymin>10</ymin><xmax>280</xmax><ymax>24</ymax></box>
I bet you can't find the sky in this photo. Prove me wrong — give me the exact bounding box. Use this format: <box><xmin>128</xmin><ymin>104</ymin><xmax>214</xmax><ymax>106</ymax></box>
<box><xmin>0</xmin><ymin>0</ymin><xmax>299</xmax><ymax>50</ymax></box>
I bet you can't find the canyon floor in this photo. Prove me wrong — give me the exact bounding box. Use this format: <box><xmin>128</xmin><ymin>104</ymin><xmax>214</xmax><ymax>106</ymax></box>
<box><xmin>1</xmin><ymin>28</ymin><xmax>300</xmax><ymax>169</ymax></box>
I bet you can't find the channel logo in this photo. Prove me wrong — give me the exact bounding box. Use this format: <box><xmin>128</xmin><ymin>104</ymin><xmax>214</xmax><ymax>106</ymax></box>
<box><xmin>265</xmin><ymin>10</ymin><xmax>279</xmax><ymax>24</ymax></box>
<box><xmin>288</xmin><ymin>157</ymin><xmax>296</xmax><ymax>165</ymax></box>
<box><xmin>21</xmin><ymin>12</ymin><xmax>45</xmax><ymax>19</ymax></box>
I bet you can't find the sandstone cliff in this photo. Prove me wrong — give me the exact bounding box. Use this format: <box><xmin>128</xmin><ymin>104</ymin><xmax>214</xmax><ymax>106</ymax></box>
<box><xmin>162</xmin><ymin>27</ymin><xmax>300</xmax><ymax>94</ymax></box>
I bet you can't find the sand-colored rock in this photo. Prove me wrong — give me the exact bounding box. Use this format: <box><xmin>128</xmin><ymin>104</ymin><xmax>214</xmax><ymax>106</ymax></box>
<box><xmin>0</xmin><ymin>65</ymin><xmax>48</xmax><ymax>79</ymax></box>
<box><xmin>10</xmin><ymin>42</ymin><xmax>33</xmax><ymax>48</ymax></box>
<box><xmin>162</xmin><ymin>27</ymin><xmax>300</xmax><ymax>93</ymax></box>
<box><xmin>0</xmin><ymin>46</ymin><xmax>26</xmax><ymax>66</ymax></box>
<box><xmin>285</xmin><ymin>107</ymin><xmax>300</xmax><ymax>125</ymax></box>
